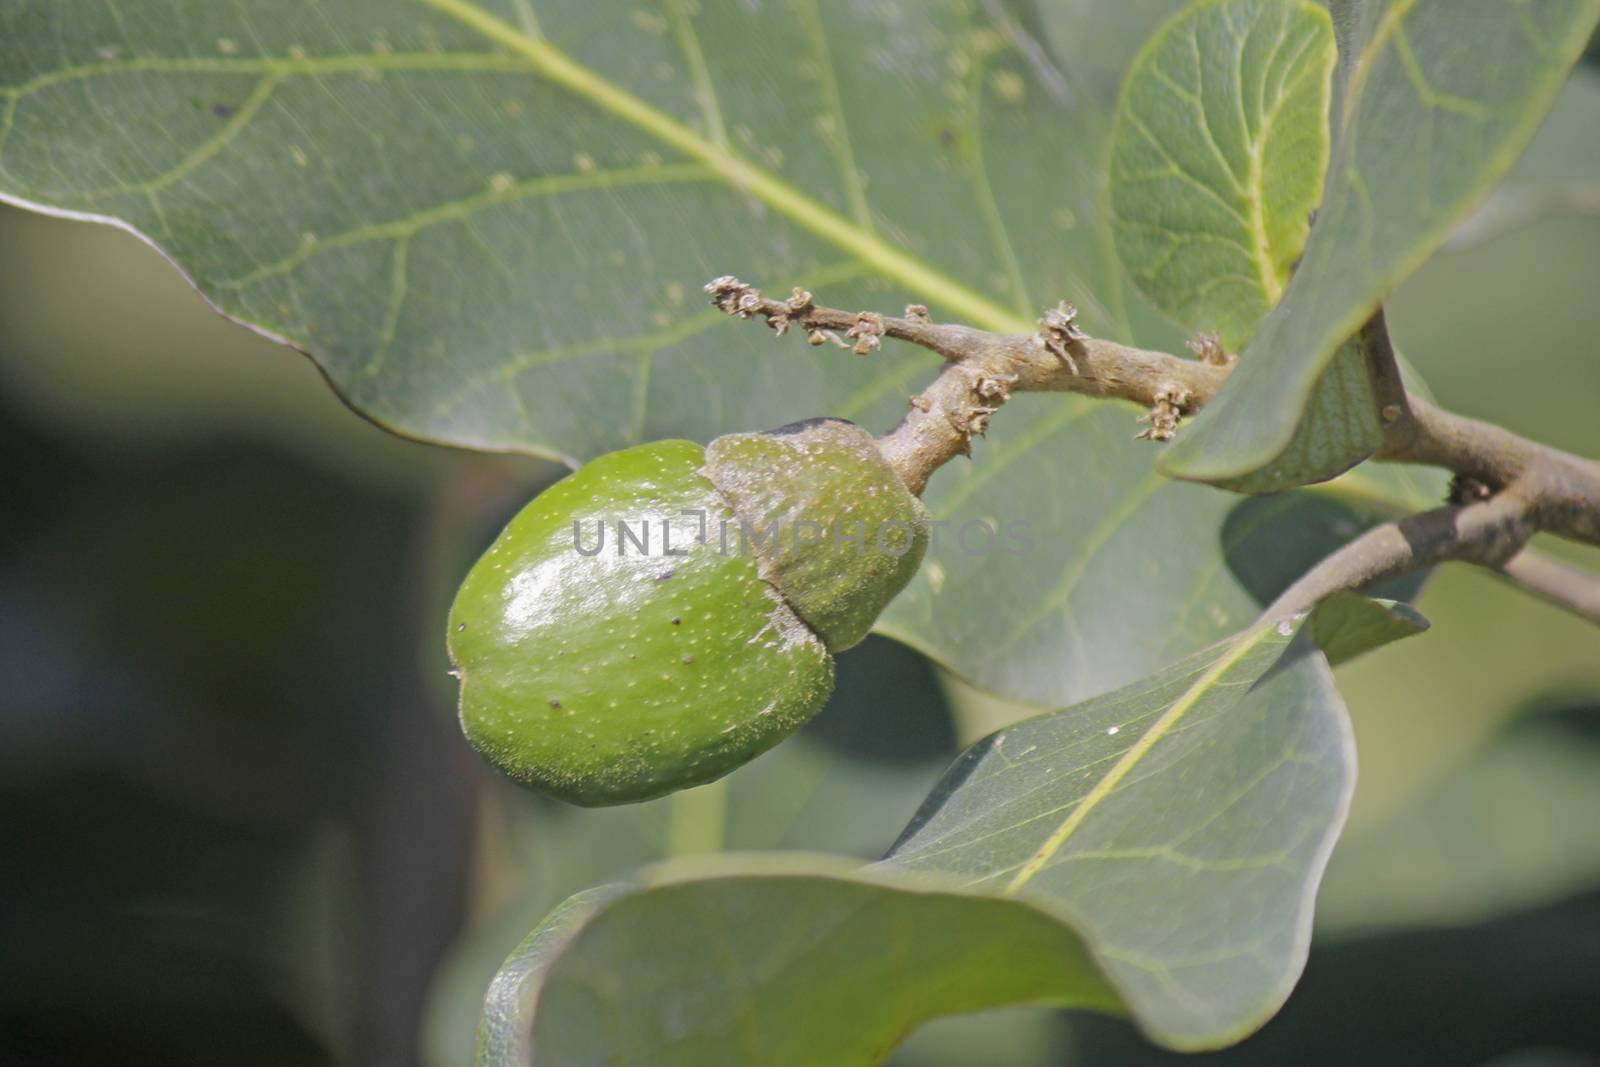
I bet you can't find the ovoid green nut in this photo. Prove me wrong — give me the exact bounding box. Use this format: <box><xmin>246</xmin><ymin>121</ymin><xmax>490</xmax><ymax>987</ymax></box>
<box><xmin>448</xmin><ymin>419</ymin><xmax>928</xmax><ymax>806</ymax></box>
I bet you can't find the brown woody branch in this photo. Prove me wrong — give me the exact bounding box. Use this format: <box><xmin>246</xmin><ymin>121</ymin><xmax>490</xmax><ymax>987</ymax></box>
<box><xmin>704</xmin><ymin>276</ymin><xmax>1228</xmax><ymax>494</ymax></box>
<box><xmin>1263</xmin><ymin>493</ymin><xmax>1537</xmax><ymax>623</ymax></box>
<box><xmin>705</xmin><ymin>276</ymin><xmax>1600</xmax><ymax>622</ymax></box>
<box><xmin>1497</xmin><ymin>549</ymin><xmax>1600</xmax><ymax>626</ymax></box>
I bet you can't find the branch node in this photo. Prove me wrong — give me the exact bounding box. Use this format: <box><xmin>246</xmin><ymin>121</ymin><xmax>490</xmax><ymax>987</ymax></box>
<box><xmin>762</xmin><ymin>287</ymin><xmax>815</xmax><ymax>337</ymax></box>
<box><xmin>1036</xmin><ymin>300</ymin><xmax>1087</xmax><ymax>375</ymax></box>
<box><xmin>1448</xmin><ymin>473</ymin><xmax>1495</xmax><ymax>505</ymax></box>
<box><xmin>942</xmin><ymin>406</ymin><xmax>976</xmax><ymax>456</ymax></box>
<box><xmin>705</xmin><ymin>275</ymin><xmax>764</xmax><ymax>319</ymax></box>
<box><xmin>1135</xmin><ymin>383</ymin><xmax>1192</xmax><ymax>442</ymax></box>
<box><xmin>845</xmin><ymin>311</ymin><xmax>885</xmax><ymax>356</ymax></box>
<box><xmin>702</xmin><ymin>274</ymin><xmax>1600</xmax><ymax>555</ymax></box>
<box><xmin>975</xmin><ymin>373</ymin><xmax>1015</xmax><ymax>406</ymax></box>
<box><xmin>1186</xmin><ymin>329</ymin><xmax>1231</xmax><ymax>367</ymax></box>
<box><xmin>806</xmin><ymin>328</ymin><xmax>850</xmax><ymax>349</ymax></box>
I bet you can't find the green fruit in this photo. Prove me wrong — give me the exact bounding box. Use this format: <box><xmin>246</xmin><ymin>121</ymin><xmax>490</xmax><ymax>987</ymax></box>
<box><xmin>447</xmin><ymin>422</ymin><xmax>927</xmax><ymax>806</ymax></box>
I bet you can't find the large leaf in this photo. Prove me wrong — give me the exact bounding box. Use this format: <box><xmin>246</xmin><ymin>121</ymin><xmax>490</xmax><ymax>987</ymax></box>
<box><xmin>1160</xmin><ymin>0</ymin><xmax>1600</xmax><ymax>486</ymax></box>
<box><xmin>480</xmin><ymin>860</ymin><xmax>1116</xmax><ymax>1067</ymax></box>
<box><xmin>477</xmin><ymin>607</ymin><xmax>1425</xmax><ymax>1062</ymax></box>
<box><xmin>881</xmin><ymin>455</ymin><xmax>1433</xmax><ymax>705</ymax></box>
<box><xmin>0</xmin><ymin>0</ymin><xmax>1102</xmax><ymax>455</ymax></box>
<box><xmin>425</xmin><ymin>637</ymin><xmax>965</xmax><ymax>1065</ymax></box>
<box><xmin>0</xmin><ymin>0</ymin><xmax>1432</xmax><ymax>707</ymax></box>
<box><xmin>1110</xmin><ymin>0</ymin><xmax>1335</xmax><ymax>351</ymax></box>
<box><xmin>1108</xmin><ymin>0</ymin><xmax>1395</xmax><ymax>495</ymax></box>
<box><xmin>431</xmin><ymin>736</ymin><xmax>962</xmax><ymax>1067</ymax></box>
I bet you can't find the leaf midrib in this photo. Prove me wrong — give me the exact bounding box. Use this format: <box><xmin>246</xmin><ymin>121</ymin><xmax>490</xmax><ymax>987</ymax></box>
<box><xmin>1242</xmin><ymin>13</ymin><xmax>1324</xmax><ymax>308</ymax></box>
<box><xmin>1001</xmin><ymin>623</ymin><xmax>1278</xmax><ymax>894</ymax></box>
<box><xmin>1167</xmin><ymin>0</ymin><xmax>1600</xmax><ymax>483</ymax></box>
<box><xmin>417</xmin><ymin>0</ymin><xmax>1031</xmax><ymax>334</ymax></box>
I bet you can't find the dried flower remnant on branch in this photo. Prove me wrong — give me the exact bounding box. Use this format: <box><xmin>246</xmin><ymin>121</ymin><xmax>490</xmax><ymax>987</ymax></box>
<box><xmin>707</xmin><ymin>276</ymin><xmax>1600</xmax><ymax>625</ymax></box>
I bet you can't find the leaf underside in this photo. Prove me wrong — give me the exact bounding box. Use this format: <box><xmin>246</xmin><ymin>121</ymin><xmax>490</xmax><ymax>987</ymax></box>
<box><xmin>0</xmin><ymin>0</ymin><xmax>1438</xmax><ymax>705</ymax></box>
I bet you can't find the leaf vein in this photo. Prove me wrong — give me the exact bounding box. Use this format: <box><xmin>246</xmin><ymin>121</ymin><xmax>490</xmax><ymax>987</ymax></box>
<box><xmin>795</xmin><ymin>0</ymin><xmax>874</xmax><ymax>232</ymax></box>
<box><xmin>216</xmin><ymin>163</ymin><xmax>713</xmax><ymax>290</ymax></box>
<box><xmin>416</xmin><ymin>0</ymin><xmax>1029</xmax><ymax>332</ymax></box>
<box><xmin>663</xmin><ymin>0</ymin><xmax>730</xmax><ymax>148</ymax></box>
<box><xmin>1001</xmin><ymin>625</ymin><xmax>1279</xmax><ymax>894</ymax></box>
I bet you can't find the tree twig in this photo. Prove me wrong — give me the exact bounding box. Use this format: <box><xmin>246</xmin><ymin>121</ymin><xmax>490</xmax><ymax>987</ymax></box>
<box><xmin>702</xmin><ymin>276</ymin><xmax>1600</xmax><ymax>565</ymax></box>
<box><xmin>1377</xmin><ymin>397</ymin><xmax>1600</xmax><ymax>546</ymax></box>
<box><xmin>1262</xmin><ymin>493</ymin><xmax>1537</xmax><ymax>623</ymax></box>
<box><xmin>704</xmin><ymin>276</ymin><xmax>1226</xmax><ymax>494</ymax></box>
<box><xmin>1497</xmin><ymin>548</ymin><xmax>1600</xmax><ymax>625</ymax></box>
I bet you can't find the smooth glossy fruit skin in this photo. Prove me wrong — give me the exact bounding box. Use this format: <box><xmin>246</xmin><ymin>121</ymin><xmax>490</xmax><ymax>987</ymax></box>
<box><xmin>448</xmin><ymin>441</ymin><xmax>833</xmax><ymax>806</ymax></box>
<box><xmin>705</xmin><ymin>418</ymin><xmax>929</xmax><ymax>650</ymax></box>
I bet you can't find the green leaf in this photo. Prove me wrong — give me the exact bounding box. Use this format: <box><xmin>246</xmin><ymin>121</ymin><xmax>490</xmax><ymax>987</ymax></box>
<box><xmin>881</xmin><ymin>452</ymin><xmax>1431</xmax><ymax>706</ymax></box>
<box><xmin>423</xmin><ymin>637</ymin><xmax>967</xmax><ymax>1064</ymax></box>
<box><xmin>479</xmin><ymin>857</ymin><xmax>1118</xmax><ymax>1067</ymax></box>
<box><xmin>1107</xmin><ymin>0</ymin><xmax>1394</xmax><ymax>494</ymax></box>
<box><xmin>1109</xmin><ymin>0</ymin><xmax>1336</xmax><ymax>350</ymax></box>
<box><xmin>477</xmin><ymin>603</ymin><xmax>1427</xmax><ymax>1061</ymax></box>
<box><xmin>0</xmin><ymin>1</ymin><xmax>1433</xmax><ymax>706</ymax></box>
<box><xmin>883</xmin><ymin>619</ymin><xmax>1355</xmax><ymax>1048</ymax></box>
<box><xmin>1199</xmin><ymin>335</ymin><xmax>1387</xmax><ymax>492</ymax></box>
<box><xmin>0</xmin><ymin>0</ymin><xmax>1067</xmax><ymax>456</ymax></box>
<box><xmin>1160</xmin><ymin>0</ymin><xmax>1600</xmax><ymax>486</ymax></box>
<box><xmin>1307</xmin><ymin>591</ymin><xmax>1428</xmax><ymax>666</ymax></box>
<box><xmin>1453</xmin><ymin>64</ymin><xmax>1600</xmax><ymax>247</ymax></box>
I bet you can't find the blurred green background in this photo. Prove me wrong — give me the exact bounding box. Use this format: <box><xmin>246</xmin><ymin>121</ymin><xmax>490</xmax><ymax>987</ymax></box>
<box><xmin>4</xmin><ymin>62</ymin><xmax>1600</xmax><ymax>1067</ymax></box>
